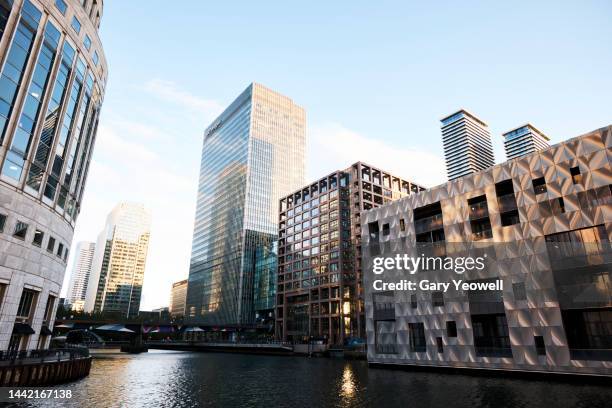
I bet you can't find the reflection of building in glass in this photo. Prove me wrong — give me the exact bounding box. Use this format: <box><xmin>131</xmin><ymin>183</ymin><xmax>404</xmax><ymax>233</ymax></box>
<box><xmin>185</xmin><ymin>83</ymin><xmax>306</xmax><ymax>329</ymax></box>
<box><xmin>66</xmin><ymin>241</ymin><xmax>96</xmax><ymax>310</ymax></box>
<box><xmin>84</xmin><ymin>203</ymin><xmax>151</xmax><ymax>318</ymax></box>
<box><xmin>276</xmin><ymin>163</ymin><xmax>425</xmax><ymax>345</ymax></box>
<box><xmin>441</xmin><ymin>109</ymin><xmax>494</xmax><ymax>181</ymax></box>
<box><xmin>0</xmin><ymin>0</ymin><xmax>106</xmax><ymax>351</ymax></box>
<box><xmin>503</xmin><ymin>123</ymin><xmax>550</xmax><ymax>160</ymax></box>
<box><xmin>363</xmin><ymin>125</ymin><xmax>612</xmax><ymax>376</ymax></box>
<box><xmin>170</xmin><ymin>279</ymin><xmax>188</xmax><ymax>318</ymax></box>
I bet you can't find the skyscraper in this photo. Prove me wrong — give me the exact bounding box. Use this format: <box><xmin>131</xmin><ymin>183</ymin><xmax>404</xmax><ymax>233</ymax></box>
<box><xmin>186</xmin><ymin>83</ymin><xmax>306</xmax><ymax>328</ymax></box>
<box><xmin>66</xmin><ymin>241</ymin><xmax>96</xmax><ymax>311</ymax></box>
<box><xmin>170</xmin><ymin>279</ymin><xmax>188</xmax><ymax>318</ymax></box>
<box><xmin>276</xmin><ymin>162</ymin><xmax>425</xmax><ymax>344</ymax></box>
<box><xmin>441</xmin><ymin>109</ymin><xmax>495</xmax><ymax>180</ymax></box>
<box><xmin>0</xmin><ymin>0</ymin><xmax>106</xmax><ymax>351</ymax></box>
<box><xmin>503</xmin><ymin>123</ymin><xmax>550</xmax><ymax>160</ymax></box>
<box><xmin>84</xmin><ymin>203</ymin><xmax>151</xmax><ymax>317</ymax></box>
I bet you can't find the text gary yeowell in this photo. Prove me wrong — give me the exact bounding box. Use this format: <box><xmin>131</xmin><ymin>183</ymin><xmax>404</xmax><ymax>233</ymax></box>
<box><xmin>371</xmin><ymin>254</ymin><xmax>503</xmax><ymax>292</ymax></box>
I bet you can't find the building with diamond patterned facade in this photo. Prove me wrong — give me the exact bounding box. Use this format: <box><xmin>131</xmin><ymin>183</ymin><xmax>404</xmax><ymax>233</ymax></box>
<box><xmin>362</xmin><ymin>125</ymin><xmax>611</xmax><ymax>376</ymax></box>
<box><xmin>0</xmin><ymin>0</ymin><xmax>106</xmax><ymax>351</ymax></box>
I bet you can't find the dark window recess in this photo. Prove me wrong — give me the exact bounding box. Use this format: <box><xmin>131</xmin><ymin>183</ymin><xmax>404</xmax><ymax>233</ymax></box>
<box><xmin>570</xmin><ymin>166</ymin><xmax>582</xmax><ymax>185</ymax></box>
<box><xmin>432</xmin><ymin>291</ymin><xmax>444</xmax><ymax>307</ymax></box>
<box><xmin>562</xmin><ymin>308</ymin><xmax>612</xmax><ymax>361</ymax></box>
<box><xmin>513</xmin><ymin>282</ymin><xmax>527</xmax><ymax>301</ymax></box>
<box><xmin>436</xmin><ymin>337</ymin><xmax>444</xmax><ymax>353</ymax></box>
<box><xmin>496</xmin><ymin>180</ymin><xmax>520</xmax><ymax>227</ymax></box>
<box><xmin>368</xmin><ymin>222</ymin><xmax>380</xmax><ymax>242</ymax></box>
<box><xmin>469</xmin><ymin>195</ymin><xmax>493</xmax><ymax>240</ymax></box>
<box><xmin>472</xmin><ymin>314</ymin><xmax>512</xmax><ymax>357</ymax></box>
<box><xmin>534</xmin><ymin>336</ymin><xmax>546</xmax><ymax>356</ymax></box>
<box><xmin>446</xmin><ymin>321</ymin><xmax>457</xmax><ymax>337</ymax></box>
<box><xmin>32</xmin><ymin>229</ymin><xmax>43</xmax><ymax>247</ymax></box>
<box><xmin>13</xmin><ymin>221</ymin><xmax>28</xmax><ymax>240</ymax></box>
<box><xmin>410</xmin><ymin>294</ymin><xmax>417</xmax><ymax>309</ymax></box>
<box><xmin>409</xmin><ymin>322</ymin><xmax>426</xmax><ymax>352</ymax></box>
<box><xmin>532</xmin><ymin>177</ymin><xmax>547</xmax><ymax>195</ymax></box>
<box><xmin>414</xmin><ymin>202</ymin><xmax>445</xmax><ymax>243</ymax></box>
<box><xmin>399</xmin><ymin>218</ymin><xmax>406</xmax><ymax>232</ymax></box>
<box><xmin>47</xmin><ymin>236</ymin><xmax>56</xmax><ymax>253</ymax></box>
<box><xmin>382</xmin><ymin>223</ymin><xmax>390</xmax><ymax>236</ymax></box>
<box><xmin>552</xmin><ymin>197</ymin><xmax>565</xmax><ymax>215</ymax></box>
<box><xmin>0</xmin><ymin>213</ymin><xmax>6</xmax><ymax>232</ymax></box>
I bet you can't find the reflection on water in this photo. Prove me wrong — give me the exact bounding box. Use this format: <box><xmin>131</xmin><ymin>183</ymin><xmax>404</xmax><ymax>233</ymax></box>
<box><xmin>20</xmin><ymin>350</ymin><xmax>612</xmax><ymax>408</ymax></box>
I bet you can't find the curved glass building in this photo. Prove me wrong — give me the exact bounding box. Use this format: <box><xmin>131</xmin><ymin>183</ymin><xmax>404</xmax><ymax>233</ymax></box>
<box><xmin>0</xmin><ymin>0</ymin><xmax>107</xmax><ymax>351</ymax></box>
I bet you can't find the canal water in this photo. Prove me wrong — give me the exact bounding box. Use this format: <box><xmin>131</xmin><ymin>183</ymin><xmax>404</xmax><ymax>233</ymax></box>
<box><xmin>18</xmin><ymin>350</ymin><xmax>612</xmax><ymax>407</ymax></box>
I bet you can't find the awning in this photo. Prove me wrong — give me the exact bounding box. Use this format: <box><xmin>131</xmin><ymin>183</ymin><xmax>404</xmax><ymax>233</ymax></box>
<box><xmin>12</xmin><ymin>323</ymin><xmax>35</xmax><ymax>335</ymax></box>
<box><xmin>95</xmin><ymin>324</ymin><xmax>135</xmax><ymax>333</ymax></box>
<box><xmin>150</xmin><ymin>326</ymin><xmax>175</xmax><ymax>333</ymax></box>
<box><xmin>182</xmin><ymin>326</ymin><xmax>204</xmax><ymax>333</ymax></box>
<box><xmin>55</xmin><ymin>323</ymin><xmax>74</xmax><ymax>329</ymax></box>
<box><xmin>40</xmin><ymin>325</ymin><xmax>53</xmax><ymax>336</ymax></box>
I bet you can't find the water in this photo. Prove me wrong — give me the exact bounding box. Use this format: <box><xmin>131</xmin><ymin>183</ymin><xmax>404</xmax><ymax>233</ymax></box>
<box><xmin>16</xmin><ymin>350</ymin><xmax>612</xmax><ymax>407</ymax></box>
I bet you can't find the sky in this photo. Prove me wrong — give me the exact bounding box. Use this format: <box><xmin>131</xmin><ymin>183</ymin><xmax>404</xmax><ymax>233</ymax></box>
<box><xmin>61</xmin><ymin>0</ymin><xmax>612</xmax><ymax>310</ymax></box>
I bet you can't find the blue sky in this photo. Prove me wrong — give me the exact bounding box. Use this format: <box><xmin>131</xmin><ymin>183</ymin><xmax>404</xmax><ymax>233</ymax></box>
<box><xmin>62</xmin><ymin>1</ymin><xmax>612</xmax><ymax>309</ymax></box>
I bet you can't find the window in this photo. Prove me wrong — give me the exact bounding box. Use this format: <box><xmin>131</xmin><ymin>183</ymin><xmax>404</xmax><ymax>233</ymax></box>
<box><xmin>47</xmin><ymin>236</ymin><xmax>56</xmax><ymax>253</ymax></box>
<box><xmin>432</xmin><ymin>291</ymin><xmax>444</xmax><ymax>307</ymax></box>
<box><xmin>55</xmin><ymin>0</ymin><xmax>67</xmax><ymax>15</ymax></box>
<box><xmin>513</xmin><ymin>282</ymin><xmax>527</xmax><ymax>301</ymax></box>
<box><xmin>93</xmin><ymin>51</ymin><xmax>99</xmax><ymax>66</ymax></box>
<box><xmin>32</xmin><ymin>229</ymin><xmax>44</xmax><ymax>247</ymax></box>
<box><xmin>382</xmin><ymin>223</ymin><xmax>390</xmax><ymax>236</ymax></box>
<box><xmin>532</xmin><ymin>177</ymin><xmax>547</xmax><ymax>195</ymax></box>
<box><xmin>410</xmin><ymin>294</ymin><xmax>417</xmax><ymax>309</ymax></box>
<box><xmin>446</xmin><ymin>321</ymin><xmax>457</xmax><ymax>337</ymax></box>
<box><xmin>534</xmin><ymin>336</ymin><xmax>546</xmax><ymax>356</ymax></box>
<box><xmin>0</xmin><ymin>283</ymin><xmax>7</xmax><ymax>308</ymax></box>
<box><xmin>16</xmin><ymin>289</ymin><xmax>38</xmax><ymax>321</ymax></box>
<box><xmin>551</xmin><ymin>197</ymin><xmax>565</xmax><ymax>215</ymax></box>
<box><xmin>570</xmin><ymin>166</ymin><xmax>582</xmax><ymax>185</ymax></box>
<box><xmin>83</xmin><ymin>34</ymin><xmax>91</xmax><ymax>50</ymax></box>
<box><xmin>409</xmin><ymin>322</ymin><xmax>426</xmax><ymax>352</ymax></box>
<box><xmin>399</xmin><ymin>218</ymin><xmax>405</xmax><ymax>232</ymax></box>
<box><xmin>56</xmin><ymin>242</ymin><xmax>64</xmax><ymax>257</ymax></box>
<box><xmin>436</xmin><ymin>337</ymin><xmax>444</xmax><ymax>353</ymax></box>
<box><xmin>0</xmin><ymin>213</ymin><xmax>6</xmax><ymax>232</ymax></box>
<box><xmin>43</xmin><ymin>295</ymin><xmax>56</xmax><ymax>323</ymax></box>
<box><xmin>71</xmin><ymin>16</ymin><xmax>81</xmax><ymax>33</ymax></box>
<box><xmin>13</xmin><ymin>221</ymin><xmax>28</xmax><ymax>240</ymax></box>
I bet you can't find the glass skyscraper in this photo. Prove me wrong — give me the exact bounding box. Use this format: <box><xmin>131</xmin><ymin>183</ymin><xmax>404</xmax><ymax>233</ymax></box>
<box><xmin>0</xmin><ymin>0</ymin><xmax>106</xmax><ymax>351</ymax></box>
<box><xmin>502</xmin><ymin>123</ymin><xmax>550</xmax><ymax>160</ymax></box>
<box><xmin>186</xmin><ymin>83</ymin><xmax>306</xmax><ymax>328</ymax></box>
<box><xmin>84</xmin><ymin>202</ymin><xmax>151</xmax><ymax>318</ymax></box>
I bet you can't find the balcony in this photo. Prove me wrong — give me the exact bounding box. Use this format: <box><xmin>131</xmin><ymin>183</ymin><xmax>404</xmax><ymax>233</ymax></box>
<box><xmin>497</xmin><ymin>194</ymin><xmax>517</xmax><ymax>213</ymax></box>
<box><xmin>414</xmin><ymin>213</ymin><xmax>443</xmax><ymax>234</ymax></box>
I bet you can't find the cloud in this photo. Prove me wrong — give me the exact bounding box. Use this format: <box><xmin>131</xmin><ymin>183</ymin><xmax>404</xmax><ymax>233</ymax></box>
<box><xmin>144</xmin><ymin>79</ymin><xmax>223</xmax><ymax>119</ymax></box>
<box><xmin>309</xmin><ymin>123</ymin><xmax>446</xmax><ymax>187</ymax></box>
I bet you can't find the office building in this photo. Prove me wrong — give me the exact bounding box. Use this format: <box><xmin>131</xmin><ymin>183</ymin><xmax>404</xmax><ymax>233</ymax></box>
<box><xmin>276</xmin><ymin>162</ymin><xmax>425</xmax><ymax>345</ymax></box>
<box><xmin>170</xmin><ymin>279</ymin><xmax>187</xmax><ymax>318</ymax></box>
<box><xmin>0</xmin><ymin>0</ymin><xmax>106</xmax><ymax>351</ymax></box>
<box><xmin>503</xmin><ymin>123</ymin><xmax>550</xmax><ymax>160</ymax></box>
<box><xmin>362</xmin><ymin>125</ymin><xmax>611</xmax><ymax>376</ymax></box>
<box><xmin>66</xmin><ymin>241</ymin><xmax>95</xmax><ymax>309</ymax></box>
<box><xmin>84</xmin><ymin>203</ymin><xmax>151</xmax><ymax>317</ymax></box>
<box><xmin>441</xmin><ymin>109</ymin><xmax>494</xmax><ymax>180</ymax></box>
<box><xmin>185</xmin><ymin>83</ymin><xmax>306</xmax><ymax>329</ymax></box>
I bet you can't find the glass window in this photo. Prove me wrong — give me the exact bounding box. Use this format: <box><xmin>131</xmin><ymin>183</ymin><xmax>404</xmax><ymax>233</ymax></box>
<box><xmin>93</xmin><ymin>51</ymin><xmax>99</xmax><ymax>66</ymax></box>
<box><xmin>71</xmin><ymin>16</ymin><xmax>81</xmax><ymax>33</ymax></box>
<box><xmin>83</xmin><ymin>34</ymin><xmax>91</xmax><ymax>50</ymax></box>
<box><xmin>56</xmin><ymin>242</ymin><xmax>63</xmax><ymax>257</ymax></box>
<box><xmin>55</xmin><ymin>0</ymin><xmax>67</xmax><ymax>15</ymax></box>
<box><xmin>0</xmin><ymin>213</ymin><xmax>6</xmax><ymax>232</ymax></box>
<box><xmin>32</xmin><ymin>229</ymin><xmax>43</xmax><ymax>247</ymax></box>
<box><xmin>46</xmin><ymin>236</ymin><xmax>56</xmax><ymax>253</ymax></box>
<box><xmin>16</xmin><ymin>288</ymin><xmax>38</xmax><ymax>320</ymax></box>
<box><xmin>13</xmin><ymin>221</ymin><xmax>28</xmax><ymax>240</ymax></box>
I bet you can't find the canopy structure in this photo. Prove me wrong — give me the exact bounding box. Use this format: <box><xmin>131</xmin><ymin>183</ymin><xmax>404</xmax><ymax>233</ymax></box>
<box><xmin>12</xmin><ymin>323</ymin><xmax>35</xmax><ymax>335</ymax></box>
<box><xmin>182</xmin><ymin>326</ymin><xmax>204</xmax><ymax>333</ymax></box>
<box><xmin>94</xmin><ymin>324</ymin><xmax>135</xmax><ymax>333</ymax></box>
<box><xmin>54</xmin><ymin>322</ymin><xmax>75</xmax><ymax>329</ymax></box>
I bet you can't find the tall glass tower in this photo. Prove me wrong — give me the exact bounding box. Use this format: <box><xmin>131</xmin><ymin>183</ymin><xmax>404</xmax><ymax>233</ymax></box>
<box><xmin>84</xmin><ymin>202</ymin><xmax>151</xmax><ymax>317</ymax></box>
<box><xmin>66</xmin><ymin>241</ymin><xmax>96</xmax><ymax>311</ymax></box>
<box><xmin>502</xmin><ymin>123</ymin><xmax>550</xmax><ymax>160</ymax></box>
<box><xmin>441</xmin><ymin>109</ymin><xmax>495</xmax><ymax>180</ymax></box>
<box><xmin>186</xmin><ymin>83</ymin><xmax>306</xmax><ymax>328</ymax></box>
